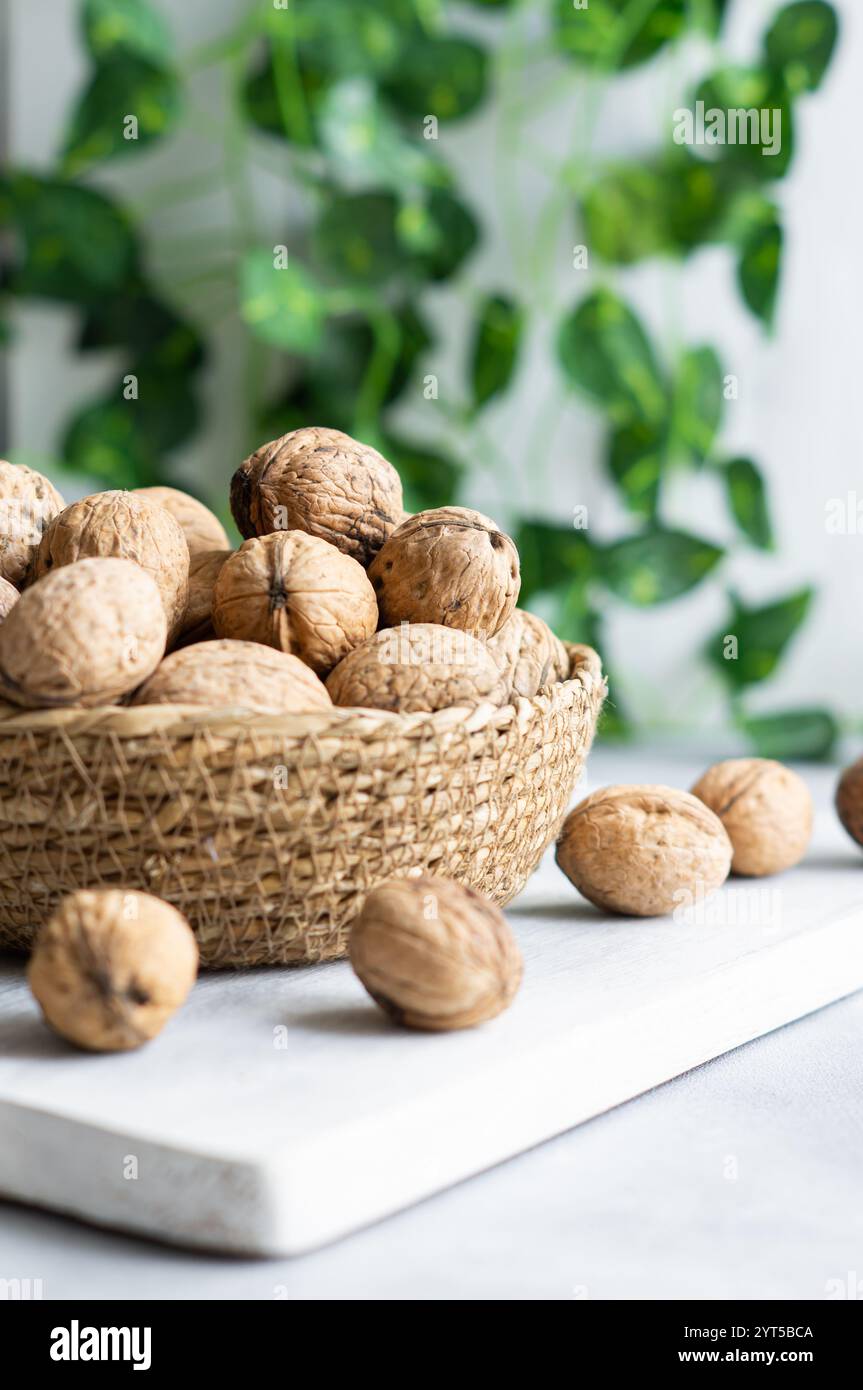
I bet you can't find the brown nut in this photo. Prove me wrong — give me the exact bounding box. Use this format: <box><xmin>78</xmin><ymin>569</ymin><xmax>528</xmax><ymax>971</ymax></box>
<box><xmin>131</xmin><ymin>638</ymin><xmax>332</xmax><ymax>715</ymax></box>
<box><xmin>230</xmin><ymin>426</ymin><xmax>403</xmax><ymax>567</ymax></box>
<box><xmin>134</xmin><ymin>485</ymin><xmax>230</xmax><ymax>557</ymax></box>
<box><xmin>0</xmin><ymin>557</ymin><xmax>166</xmax><ymax>708</ymax></box>
<box><xmin>0</xmin><ymin>576</ymin><xmax>19</xmax><ymax>623</ymax></box>
<box><xmin>691</xmin><ymin>758</ymin><xmax>812</xmax><ymax>876</ymax></box>
<box><xmin>349</xmin><ymin>876</ymin><xmax>523</xmax><ymax>1031</ymax></box>
<box><xmin>556</xmin><ymin>785</ymin><xmax>732</xmax><ymax>917</ymax></box>
<box><xmin>212</xmin><ymin>531</ymin><xmax>377</xmax><ymax>676</ymax></box>
<box><xmin>326</xmin><ymin>622</ymin><xmax>507</xmax><ymax>713</ymax></box>
<box><xmin>33</xmin><ymin>490</ymin><xmax>190</xmax><ymax>640</ymax></box>
<box><xmin>368</xmin><ymin>506</ymin><xmax>520</xmax><ymax>639</ymax></box>
<box><xmin>176</xmin><ymin>548</ymin><xmax>232</xmax><ymax>646</ymax></box>
<box><xmin>836</xmin><ymin>757</ymin><xmax>863</xmax><ymax>849</ymax></box>
<box><xmin>487</xmin><ymin>608</ymin><xmax>569</xmax><ymax>699</ymax></box>
<box><xmin>28</xmin><ymin>889</ymin><xmax>198</xmax><ymax>1052</ymax></box>
<box><xmin>0</xmin><ymin>460</ymin><xmax>65</xmax><ymax>587</ymax></box>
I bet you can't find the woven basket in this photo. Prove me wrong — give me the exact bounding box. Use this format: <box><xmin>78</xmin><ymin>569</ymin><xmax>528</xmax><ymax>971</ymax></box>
<box><xmin>0</xmin><ymin>643</ymin><xmax>604</xmax><ymax>967</ymax></box>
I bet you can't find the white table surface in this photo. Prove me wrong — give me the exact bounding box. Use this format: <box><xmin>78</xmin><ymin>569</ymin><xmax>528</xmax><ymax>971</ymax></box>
<box><xmin>2</xmin><ymin>750</ymin><xmax>863</xmax><ymax>1300</ymax></box>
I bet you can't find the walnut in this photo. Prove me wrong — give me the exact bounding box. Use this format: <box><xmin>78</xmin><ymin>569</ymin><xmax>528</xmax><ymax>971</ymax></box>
<box><xmin>556</xmin><ymin>785</ymin><xmax>732</xmax><ymax>917</ymax></box>
<box><xmin>27</xmin><ymin>889</ymin><xmax>198</xmax><ymax>1052</ymax></box>
<box><xmin>368</xmin><ymin>506</ymin><xmax>520</xmax><ymax>638</ymax></box>
<box><xmin>176</xmin><ymin>547</ymin><xmax>232</xmax><ymax>646</ymax></box>
<box><xmin>326</xmin><ymin>622</ymin><xmax>507</xmax><ymax>713</ymax></box>
<box><xmin>131</xmin><ymin>638</ymin><xmax>332</xmax><ymax>715</ymax></box>
<box><xmin>0</xmin><ymin>557</ymin><xmax>166</xmax><ymax>708</ymax></box>
<box><xmin>487</xmin><ymin>608</ymin><xmax>569</xmax><ymax>699</ymax></box>
<box><xmin>691</xmin><ymin>758</ymin><xmax>812</xmax><ymax>876</ymax></box>
<box><xmin>349</xmin><ymin>876</ymin><xmax>523</xmax><ymax>1031</ymax></box>
<box><xmin>836</xmin><ymin>759</ymin><xmax>863</xmax><ymax>849</ymax></box>
<box><xmin>230</xmin><ymin>426</ymin><xmax>403</xmax><ymax>567</ymax></box>
<box><xmin>0</xmin><ymin>576</ymin><xmax>19</xmax><ymax>623</ymax></box>
<box><xmin>134</xmin><ymin>485</ymin><xmax>230</xmax><ymax>557</ymax></box>
<box><xmin>32</xmin><ymin>489</ymin><xmax>190</xmax><ymax>640</ymax></box>
<box><xmin>212</xmin><ymin>531</ymin><xmax>377</xmax><ymax>676</ymax></box>
<box><xmin>0</xmin><ymin>459</ymin><xmax>65</xmax><ymax>587</ymax></box>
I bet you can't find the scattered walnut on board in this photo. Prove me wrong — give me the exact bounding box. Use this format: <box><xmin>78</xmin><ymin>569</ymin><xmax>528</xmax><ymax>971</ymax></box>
<box><xmin>556</xmin><ymin>785</ymin><xmax>732</xmax><ymax>917</ymax></box>
<box><xmin>326</xmin><ymin>622</ymin><xmax>507</xmax><ymax>713</ymax></box>
<box><xmin>32</xmin><ymin>489</ymin><xmax>190</xmax><ymax>641</ymax></box>
<box><xmin>28</xmin><ymin>889</ymin><xmax>198</xmax><ymax>1052</ymax></box>
<box><xmin>349</xmin><ymin>876</ymin><xmax>523</xmax><ymax>1031</ymax></box>
<box><xmin>212</xmin><ymin>531</ymin><xmax>377</xmax><ymax>675</ymax></box>
<box><xmin>131</xmin><ymin>638</ymin><xmax>332</xmax><ymax>715</ymax></box>
<box><xmin>134</xmin><ymin>485</ymin><xmax>230</xmax><ymax>557</ymax></box>
<box><xmin>0</xmin><ymin>576</ymin><xmax>19</xmax><ymax>623</ymax></box>
<box><xmin>0</xmin><ymin>459</ymin><xmax>65</xmax><ymax>588</ymax></box>
<box><xmin>368</xmin><ymin>506</ymin><xmax>520</xmax><ymax>639</ymax></box>
<box><xmin>230</xmin><ymin>426</ymin><xmax>403</xmax><ymax>567</ymax></box>
<box><xmin>487</xmin><ymin>608</ymin><xmax>569</xmax><ymax>699</ymax></box>
<box><xmin>691</xmin><ymin>758</ymin><xmax>812</xmax><ymax>876</ymax></box>
<box><xmin>176</xmin><ymin>547</ymin><xmax>232</xmax><ymax>646</ymax></box>
<box><xmin>0</xmin><ymin>557</ymin><xmax>166</xmax><ymax>708</ymax></box>
<box><xmin>836</xmin><ymin>758</ymin><xmax>863</xmax><ymax>849</ymax></box>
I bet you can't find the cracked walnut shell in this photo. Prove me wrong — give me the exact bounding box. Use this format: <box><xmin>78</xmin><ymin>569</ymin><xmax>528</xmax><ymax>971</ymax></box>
<box><xmin>368</xmin><ymin>506</ymin><xmax>520</xmax><ymax>638</ymax></box>
<box><xmin>488</xmin><ymin>608</ymin><xmax>569</xmax><ymax>699</ymax></box>
<box><xmin>692</xmin><ymin>758</ymin><xmax>812</xmax><ymax>876</ymax></box>
<box><xmin>0</xmin><ymin>459</ymin><xmax>65</xmax><ymax>588</ymax></box>
<box><xmin>134</xmin><ymin>485</ymin><xmax>230</xmax><ymax>557</ymax></box>
<box><xmin>326</xmin><ymin>622</ymin><xmax>507</xmax><ymax>713</ymax></box>
<box><xmin>131</xmin><ymin>638</ymin><xmax>332</xmax><ymax>715</ymax></box>
<box><xmin>230</xmin><ymin>426</ymin><xmax>403</xmax><ymax>567</ymax></box>
<box><xmin>28</xmin><ymin>889</ymin><xmax>198</xmax><ymax>1052</ymax></box>
<box><xmin>556</xmin><ymin>785</ymin><xmax>732</xmax><ymax>917</ymax></box>
<box><xmin>0</xmin><ymin>557</ymin><xmax>166</xmax><ymax>708</ymax></box>
<box><xmin>349</xmin><ymin>876</ymin><xmax>523</xmax><ymax>1031</ymax></box>
<box><xmin>212</xmin><ymin>531</ymin><xmax>377</xmax><ymax>675</ymax></box>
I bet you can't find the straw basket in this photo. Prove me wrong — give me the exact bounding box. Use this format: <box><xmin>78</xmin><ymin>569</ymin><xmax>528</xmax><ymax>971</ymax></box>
<box><xmin>0</xmin><ymin>643</ymin><xmax>605</xmax><ymax>967</ymax></box>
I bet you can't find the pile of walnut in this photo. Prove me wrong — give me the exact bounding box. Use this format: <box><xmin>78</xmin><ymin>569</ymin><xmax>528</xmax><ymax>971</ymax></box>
<box><xmin>0</xmin><ymin>428</ymin><xmax>567</xmax><ymax>718</ymax></box>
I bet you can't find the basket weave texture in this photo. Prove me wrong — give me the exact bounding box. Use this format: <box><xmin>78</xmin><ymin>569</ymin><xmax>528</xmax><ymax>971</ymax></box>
<box><xmin>0</xmin><ymin>643</ymin><xmax>605</xmax><ymax>967</ymax></box>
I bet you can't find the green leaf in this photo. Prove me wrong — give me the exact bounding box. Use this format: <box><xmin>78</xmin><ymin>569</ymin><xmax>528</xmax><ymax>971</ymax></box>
<box><xmin>557</xmin><ymin>289</ymin><xmax>667</xmax><ymax>427</ymax></box>
<box><xmin>241</xmin><ymin>42</ymin><xmax>326</xmax><ymax>147</ymax></box>
<box><xmin>470</xmin><ymin>294</ymin><xmax>524</xmax><ymax>409</ymax></box>
<box><xmin>738</xmin><ymin>707</ymin><xmax>838</xmax><ymax>760</ymax></box>
<box><xmin>738</xmin><ymin>217</ymin><xmax>782</xmax><ymax>328</ymax></box>
<box><xmin>672</xmin><ymin>345</ymin><xmax>724</xmax><ymax>462</ymax></box>
<box><xmin>722</xmin><ymin>457</ymin><xmax>774</xmax><ymax>550</ymax></box>
<box><xmin>693</xmin><ymin>67</ymin><xmax>793</xmax><ymax>181</ymax></box>
<box><xmin>599</xmin><ymin>528</ymin><xmax>723</xmax><ymax>605</ymax></box>
<box><xmin>78</xmin><ymin>289</ymin><xmax>205</xmax><ymax>372</ymax></box>
<box><xmin>515</xmin><ymin>519</ymin><xmax>595</xmax><ymax>605</ymax></box>
<box><xmin>764</xmin><ymin>1</ymin><xmax>838</xmax><ymax>94</ymax></box>
<box><xmin>0</xmin><ymin>171</ymin><xmax>138</xmax><ymax>302</ymax></box>
<box><xmin>317</xmin><ymin>79</ymin><xmax>443</xmax><ymax>192</ymax></box>
<box><xmin>82</xmin><ymin>0</ymin><xmax>172</xmax><ymax>62</ymax></box>
<box><xmin>259</xmin><ymin>0</ymin><xmax>409</xmax><ymax>81</ymax></box>
<box><xmin>398</xmin><ymin>188</ymin><xmax>479</xmax><ymax>282</ymax></box>
<box><xmin>706</xmin><ymin>587</ymin><xmax>813</xmax><ymax>688</ymax></box>
<box><xmin>315</xmin><ymin>191</ymin><xmax>405</xmax><ymax>285</ymax></box>
<box><xmin>380</xmin><ymin>434</ymin><xmax>462</xmax><ymax>512</ymax></box>
<box><xmin>382</xmin><ymin>36</ymin><xmax>488</xmax><ymax>122</ymax></box>
<box><xmin>62</xmin><ymin>369</ymin><xmax>199</xmax><ymax>487</ymax></box>
<box><xmin>240</xmin><ymin>250</ymin><xmax>326</xmax><ymax>352</ymax></box>
<box><xmin>554</xmin><ymin>0</ymin><xmax>686</xmax><ymax>71</ymax></box>
<box><xmin>606</xmin><ymin>421</ymin><xmax>665</xmax><ymax>519</ymax></box>
<box><xmin>582</xmin><ymin>165</ymin><xmax>671</xmax><ymax>264</ymax></box>
<box><xmin>692</xmin><ymin>0</ymin><xmax>732</xmax><ymax>37</ymax></box>
<box><xmin>61</xmin><ymin>55</ymin><xmax>181</xmax><ymax>174</ymax></box>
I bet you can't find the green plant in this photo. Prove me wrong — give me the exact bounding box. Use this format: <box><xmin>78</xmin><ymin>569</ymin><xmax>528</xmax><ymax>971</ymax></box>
<box><xmin>0</xmin><ymin>0</ymin><xmax>841</xmax><ymax>754</ymax></box>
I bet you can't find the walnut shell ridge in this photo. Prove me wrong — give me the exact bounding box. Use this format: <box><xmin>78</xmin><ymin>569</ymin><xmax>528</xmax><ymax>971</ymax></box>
<box><xmin>135</xmin><ymin>485</ymin><xmax>230</xmax><ymax>557</ymax></box>
<box><xmin>132</xmin><ymin>638</ymin><xmax>332</xmax><ymax>715</ymax></box>
<box><xmin>488</xmin><ymin>608</ymin><xmax>569</xmax><ymax>699</ymax></box>
<box><xmin>0</xmin><ymin>460</ymin><xmax>65</xmax><ymax>588</ymax></box>
<box><xmin>326</xmin><ymin>622</ymin><xmax>508</xmax><ymax>713</ymax></box>
<box><xmin>0</xmin><ymin>576</ymin><xmax>19</xmax><ymax>623</ymax></box>
<box><xmin>691</xmin><ymin>758</ymin><xmax>812</xmax><ymax>876</ymax></box>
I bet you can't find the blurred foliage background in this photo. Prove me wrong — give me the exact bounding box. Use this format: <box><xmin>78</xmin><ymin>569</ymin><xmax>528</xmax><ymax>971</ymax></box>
<box><xmin>0</xmin><ymin>0</ymin><xmax>843</xmax><ymax>753</ymax></box>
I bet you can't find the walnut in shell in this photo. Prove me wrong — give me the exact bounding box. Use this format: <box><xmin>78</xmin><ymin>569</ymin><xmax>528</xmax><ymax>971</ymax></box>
<box><xmin>326</xmin><ymin>622</ymin><xmax>507</xmax><ymax>713</ymax></box>
<box><xmin>176</xmin><ymin>547</ymin><xmax>232</xmax><ymax>646</ymax></box>
<box><xmin>0</xmin><ymin>576</ymin><xmax>19</xmax><ymax>623</ymax></box>
<box><xmin>691</xmin><ymin>758</ymin><xmax>812</xmax><ymax>876</ymax></box>
<box><xmin>212</xmin><ymin>531</ymin><xmax>377</xmax><ymax>675</ymax></box>
<box><xmin>349</xmin><ymin>876</ymin><xmax>523</xmax><ymax>1031</ymax></box>
<box><xmin>134</xmin><ymin>485</ymin><xmax>230</xmax><ymax>557</ymax></box>
<box><xmin>368</xmin><ymin>506</ymin><xmax>520</xmax><ymax>639</ymax></box>
<box><xmin>836</xmin><ymin>758</ymin><xmax>863</xmax><ymax>849</ymax></box>
<box><xmin>556</xmin><ymin>785</ymin><xmax>732</xmax><ymax>917</ymax></box>
<box><xmin>230</xmin><ymin>426</ymin><xmax>403</xmax><ymax>567</ymax></box>
<box><xmin>132</xmin><ymin>638</ymin><xmax>332</xmax><ymax>715</ymax></box>
<box><xmin>0</xmin><ymin>460</ymin><xmax>65</xmax><ymax>587</ymax></box>
<box><xmin>28</xmin><ymin>889</ymin><xmax>198</xmax><ymax>1052</ymax></box>
<box><xmin>0</xmin><ymin>557</ymin><xmax>166</xmax><ymax>708</ymax></box>
<box><xmin>487</xmin><ymin>608</ymin><xmax>569</xmax><ymax>699</ymax></box>
<box><xmin>33</xmin><ymin>490</ymin><xmax>190</xmax><ymax>640</ymax></box>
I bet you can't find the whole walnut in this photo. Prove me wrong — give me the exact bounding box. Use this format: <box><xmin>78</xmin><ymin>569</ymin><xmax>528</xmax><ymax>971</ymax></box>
<box><xmin>28</xmin><ymin>889</ymin><xmax>198</xmax><ymax>1052</ymax></box>
<box><xmin>368</xmin><ymin>506</ymin><xmax>520</xmax><ymax>638</ymax></box>
<box><xmin>33</xmin><ymin>490</ymin><xmax>190</xmax><ymax>640</ymax></box>
<box><xmin>691</xmin><ymin>758</ymin><xmax>812</xmax><ymax>876</ymax></box>
<box><xmin>349</xmin><ymin>876</ymin><xmax>523</xmax><ymax>1031</ymax></box>
<box><xmin>556</xmin><ymin>785</ymin><xmax>732</xmax><ymax>917</ymax></box>
<box><xmin>176</xmin><ymin>547</ymin><xmax>232</xmax><ymax>646</ymax></box>
<box><xmin>836</xmin><ymin>758</ymin><xmax>863</xmax><ymax>849</ymax></box>
<box><xmin>134</xmin><ymin>485</ymin><xmax>230</xmax><ymax>557</ymax></box>
<box><xmin>132</xmin><ymin>638</ymin><xmax>332</xmax><ymax>715</ymax></box>
<box><xmin>230</xmin><ymin>426</ymin><xmax>403</xmax><ymax>567</ymax></box>
<box><xmin>488</xmin><ymin>608</ymin><xmax>570</xmax><ymax>699</ymax></box>
<box><xmin>0</xmin><ymin>459</ymin><xmax>65</xmax><ymax>587</ymax></box>
<box><xmin>212</xmin><ymin>531</ymin><xmax>377</xmax><ymax>675</ymax></box>
<box><xmin>0</xmin><ymin>576</ymin><xmax>19</xmax><ymax>623</ymax></box>
<box><xmin>326</xmin><ymin>623</ymin><xmax>507</xmax><ymax>713</ymax></box>
<box><xmin>0</xmin><ymin>557</ymin><xmax>166</xmax><ymax>708</ymax></box>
